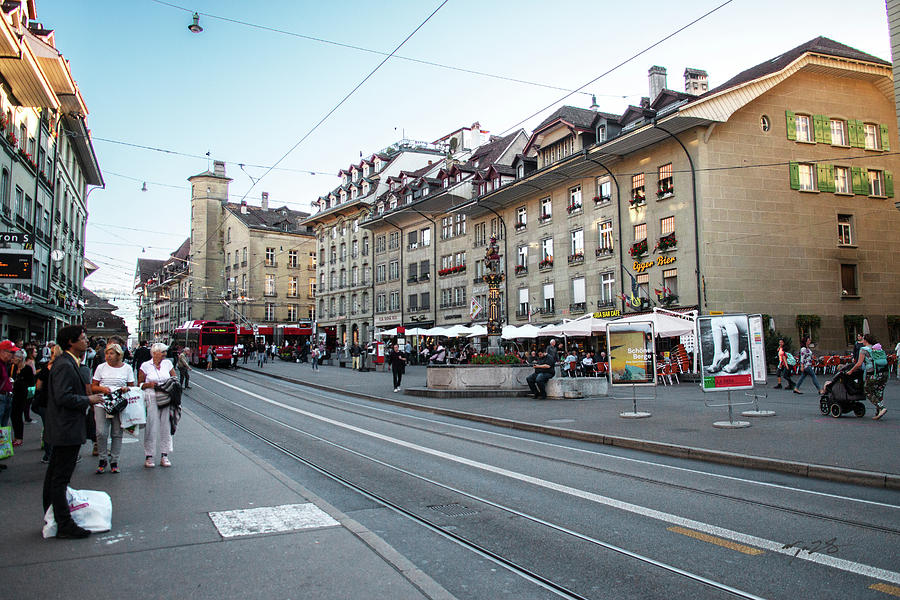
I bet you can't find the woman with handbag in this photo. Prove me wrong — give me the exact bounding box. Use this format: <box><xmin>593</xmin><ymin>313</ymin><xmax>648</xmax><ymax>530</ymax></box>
<box><xmin>90</xmin><ymin>343</ymin><xmax>135</xmax><ymax>473</ymax></box>
<box><xmin>138</xmin><ymin>343</ymin><xmax>177</xmax><ymax>468</ymax></box>
<box><xmin>10</xmin><ymin>346</ymin><xmax>36</xmax><ymax>447</ymax></box>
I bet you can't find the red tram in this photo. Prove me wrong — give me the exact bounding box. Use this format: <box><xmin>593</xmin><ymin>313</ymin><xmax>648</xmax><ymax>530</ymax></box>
<box><xmin>173</xmin><ymin>320</ymin><xmax>237</xmax><ymax>366</ymax></box>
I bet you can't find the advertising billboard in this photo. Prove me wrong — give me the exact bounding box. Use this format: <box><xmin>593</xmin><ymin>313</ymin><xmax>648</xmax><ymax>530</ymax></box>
<box><xmin>606</xmin><ymin>320</ymin><xmax>656</xmax><ymax>386</ymax></box>
<box><xmin>747</xmin><ymin>314</ymin><xmax>767</xmax><ymax>384</ymax></box>
<box><xmin>0</xmin><ymin>249</ymin><xmax>33</xmax><ymax>283</ymax></box>
<box><xmin>698</xmin><ymin>314</ymin><xmax>754</xmax><ymax>391</ymax></box>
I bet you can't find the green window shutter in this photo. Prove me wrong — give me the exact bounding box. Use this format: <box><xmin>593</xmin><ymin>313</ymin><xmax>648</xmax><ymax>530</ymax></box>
<box><xmin>851</xmin><ymin>167</ymin><xmax>865</xmax><ymax>194</ymax></box>
<box><xmin>789</xmin><ymin>162</ymin><xmax>800</xmax><ymax>190</ymax></box>
<box><xmin>822</xmin><ymin>117</ymin><xmax>832</xmax><ymax>145</ymax></box>
<box><xmin>852</xmin><ymin>120</ymin><xmax>865</xmax><ymax>148</ymax></box>
<box><xmin>785</xmin><ymin>110</ymin><xmax>796</xmax><ymax>141</ymax></box>
<box><xmin>816</xmin><ymin>163</ymin><xmax>828</xmax><ymax>190</ymax></box>
<box><xmin>826</xmin><ymin>164</ymin><xmax>836</xmax><ymax>193</ymax></box>
<box><xmin>848</xmin><ymin>120</ymin><xmax>858</xmax><ymax>147</ymax></box>
<box><xmin>881</xmin><ymin>124</ymin><xmax>891</xmax><ymax>151</ymax></box>
<box><xmin>813</xmin><ymin>115</ymin><xmax>823</xmax><ymax>143</ymax></box>
<box><xmin>885</xmin><ymin>170</ymin><xmax>894</xmax><ymax>198</ymax></box>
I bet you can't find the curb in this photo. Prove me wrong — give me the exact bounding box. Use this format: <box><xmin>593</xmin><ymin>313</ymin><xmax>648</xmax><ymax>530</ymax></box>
<box><xmin>237</xmin><ymin>366</ymin><xmax>899</xmax><ymax>490</ymax></box>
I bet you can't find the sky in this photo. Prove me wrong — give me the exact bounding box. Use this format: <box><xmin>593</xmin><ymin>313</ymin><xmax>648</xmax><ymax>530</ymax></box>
<box><xmin>35</xmin><ymin>0</ymin><xmax>893</xmax><ymax>331</ymax></box>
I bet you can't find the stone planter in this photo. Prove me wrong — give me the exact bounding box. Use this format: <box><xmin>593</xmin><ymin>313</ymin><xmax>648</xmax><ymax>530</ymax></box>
<box><xmin>427</xmin><ymin>364</ymin><xmax>532</xmax><ymax>390</ymax></box>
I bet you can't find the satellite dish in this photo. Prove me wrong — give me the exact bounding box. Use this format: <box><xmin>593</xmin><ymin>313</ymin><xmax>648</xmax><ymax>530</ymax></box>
<box><xmin>51</xmin><ymin>249</ymin><xmax>65</xmax><ymax>263</ymax></box>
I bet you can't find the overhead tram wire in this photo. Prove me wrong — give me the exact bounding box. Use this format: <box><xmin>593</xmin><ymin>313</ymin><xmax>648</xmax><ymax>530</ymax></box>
<box><xmin>498</xmin><ymin>0</ymin><xmax>735</xmax><ymax>135</ymax></box>
<box><xmin>190</xmin><ymin>0</ymin><xmax>451</xmax><ymax>275</ymax></box>
<box><xmin>145</xmin><ymin>0</ymin><xmax>633</xmax><ymax>100</ymax></box>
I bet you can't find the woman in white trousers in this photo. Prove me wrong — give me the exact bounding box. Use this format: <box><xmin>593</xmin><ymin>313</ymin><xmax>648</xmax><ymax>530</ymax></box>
<box><xmin>138</xmin><ymin>343</ymin><xmax>177</xmax><ymax>468</ymax></box>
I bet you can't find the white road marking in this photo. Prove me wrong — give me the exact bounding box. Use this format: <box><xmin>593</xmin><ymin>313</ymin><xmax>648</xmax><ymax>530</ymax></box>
<box><xmin>198</xmin><ymin>374</ymin><xmax>900</xmax><ymax>584</ymax></box>
<box><xmin>230</xmin><ymin>369</ymin><xmax>900</xmax><ymax>510</ymax></box>
<box><xmin>209</xmin><ymin>503</ymin><xmax>339</xmax><ymax>538</ymax></box>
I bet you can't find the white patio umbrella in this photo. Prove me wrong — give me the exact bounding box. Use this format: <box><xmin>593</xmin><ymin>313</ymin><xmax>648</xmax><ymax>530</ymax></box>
<box><xmin>441</xmin><ymin>324</ymin><xmax>474</xmax><ymax>337</ymax></box>
<box><xmin>502</xmin><ymin>324</ymin><xmax>542</xmax><ymax>339</ymax></box>
<box><xmin>404</xmin><ymin>327</ymin><xmax>428</xmax><ymax>336</ymax></box>
<box><xmin>422</xmin><ymin>326</ymin><xmax>447</xmax><ymax>336</ymax></box>
<box><xmin>374</xmin><ymin>327</ymin><xmax>400</xmax><ymax>338</ymax></box>
<box><xmin>614</xmin><ymin>312</ymin><xmax>695</xmax><ymax>337</ymax></box>
<box><xmin>466</xmin><ymin>325</ymin><xmax>488</xmax><ymax>337</ymax></box>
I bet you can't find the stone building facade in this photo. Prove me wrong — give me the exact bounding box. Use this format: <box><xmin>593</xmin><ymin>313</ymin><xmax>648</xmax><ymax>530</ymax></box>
<box><xmin>0</xmin><ymin>1</ymin><xmax>102</xmax><ymax>342</ymax></box>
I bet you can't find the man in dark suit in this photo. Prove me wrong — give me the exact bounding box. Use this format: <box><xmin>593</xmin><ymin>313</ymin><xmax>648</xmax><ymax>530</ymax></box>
<box><xmin>43</xmin><ymin>325</ymin><xmax>103</xmax><ymax>539</ymax></box>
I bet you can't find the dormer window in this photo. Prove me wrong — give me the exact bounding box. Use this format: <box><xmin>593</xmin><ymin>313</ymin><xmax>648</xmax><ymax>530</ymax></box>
<box><xmin>479</xmin><ymin>182</ymin><xmax>487</xmax><ymax>195</ymax></box>
<box><xmin>517</xmin><ymin>163</ymin><xmax>524</xmax><ymax>178</ymax></box>
<box><xmin>597</xmin><ymin>124</ymin><xmax>606</xmax><ymax>142</ymax></box>
<box><xmin>377</xmin><ymin>203</ymin><xmax>384</xmax><ymax>214</ymax></box>
<box><xmin>340</xmin><ymin>190</ymin><xmax>347</xmax><ymax>202</ymax></box>
<box><xmin>442</xmin><ymin>176</ymin><xmax>449</xmax><ymax>188</ymax></box>
<box><xmin>405</xmin><ymin>194</ymin><xmax>412</xmax><ymax>204</ymax></box>
<box><xmin>350</xmin><ymin>187</ymin><xmax>357</xmax><ymax>199</ymax></box>
<box><xmin>362</xmin><ymin>181</ymin><xmax>369</xmax><ymax>195</ymax></box>
<box><xmin>374</xmin><ymin>158</ymin><xmax>382</xmax><ymax>171</ymax></box>
<box><xmin>422</xmin><ymin>187</ymin><xmax>430</xmax><ymax>197</ymax></box>
<box><xmin>363</xmin><ymin>164</ymin><xmax>370</xmax><ymax>177</ymax></box>
<box><xmin>455</xmin><ymin>173</ymin><xmax>461</xmax><ymax>183</ymax></box>
<box><xmin>389</xmin><ymin>197</ymin><xmax>398</xmax><ymax>210</ymax></box>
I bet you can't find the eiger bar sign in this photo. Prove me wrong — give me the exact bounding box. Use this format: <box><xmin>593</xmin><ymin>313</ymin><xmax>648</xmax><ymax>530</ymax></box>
<box><xmin>0</xmin><ymin>249</ymin><xmax>33</xmax><ymax>283</ymax></box>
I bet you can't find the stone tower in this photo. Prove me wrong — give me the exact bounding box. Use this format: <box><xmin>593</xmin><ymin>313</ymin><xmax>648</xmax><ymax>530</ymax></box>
<box><xmin>187</xmin><ymin>160</ymin><xmax>231</xmax><ymax>321</ymax></box>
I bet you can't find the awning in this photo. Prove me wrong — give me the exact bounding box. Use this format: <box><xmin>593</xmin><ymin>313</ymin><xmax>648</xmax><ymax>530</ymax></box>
<box><xmin>239</xmin><ymin>327</ymin><xmax>253</xmax><ymax>335</ymax></box>
<box><xmin>614</xmin><ymin>311</ymin><xmax>695</xmax><ymax>337</ymax></box>
<box><xmin>257</xmin><ymin>326</ymin><xmax>274</xmax><ymax>335</ymax></box>
<box><xmin>282</xmin><ymin>327</ymin><xmax>312</xmax><ymax>336</ymax></box>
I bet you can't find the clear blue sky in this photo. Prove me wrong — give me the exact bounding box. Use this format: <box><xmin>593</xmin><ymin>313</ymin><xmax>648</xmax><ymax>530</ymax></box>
<box><xmin>36</xmin><ymin>0</ymin><xmax>892</xmax><ymax>328</ymax></box>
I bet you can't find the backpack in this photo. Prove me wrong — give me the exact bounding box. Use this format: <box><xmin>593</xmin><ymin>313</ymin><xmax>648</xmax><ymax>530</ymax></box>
<box><xmin>785</xmin><ymin>352</ymin><xmax>796</xmax><ymax>366</ymax></box>
<box><xmin>863</xmin><ymin>346</ymin><xmax>888</xmax><ymax>375</ymax></box>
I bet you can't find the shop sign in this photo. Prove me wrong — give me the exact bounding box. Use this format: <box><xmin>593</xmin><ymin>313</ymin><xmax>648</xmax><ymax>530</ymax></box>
<box><xmin>593</xmin><ymin>309</ymin><xmax>621</xmax><ymax>318</ymax></box>
<box><xmin>375</xmin><ymin>313</ymin><xmax>401</xmax><ymax>326</ymax></box>
<box><xmin>0</xmin><ymin>232</ymin><xmax>31</xmax><ymax>245</ymax></box>
<box><xmin>633</xmin><ymin>255</ymin><xmax>676</xmax><ymax>274</ymax></box>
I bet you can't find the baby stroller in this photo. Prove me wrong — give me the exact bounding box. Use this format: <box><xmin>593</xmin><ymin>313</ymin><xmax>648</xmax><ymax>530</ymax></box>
<box><xmin>820</xmin><ymin>364</ymin><xmax>866</xmax><ymax>418</ymax></box>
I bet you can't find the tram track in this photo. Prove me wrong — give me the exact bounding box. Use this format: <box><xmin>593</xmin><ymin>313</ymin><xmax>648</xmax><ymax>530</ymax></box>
<box><xmin>188</xmin><ymin>377</ymin><xmax>768</xmax><ymax>600</ymax></box>
<box><xmin>209</xmin><ymin>368</ymin><xmax>900</xmax><ymax>537</ymax></box>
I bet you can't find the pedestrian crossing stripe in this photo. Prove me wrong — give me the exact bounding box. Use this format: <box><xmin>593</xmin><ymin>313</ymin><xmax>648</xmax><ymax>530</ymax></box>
<box><xmin>209</xmin><ymin>503</ymin><xmax>339</xmax><ymax>538</ymax></box>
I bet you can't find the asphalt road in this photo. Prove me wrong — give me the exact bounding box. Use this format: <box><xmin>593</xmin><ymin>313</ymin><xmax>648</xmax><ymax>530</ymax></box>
<box><xmin>187</xmin><ymin>368</ymin><xmax>900</xmax><ymax>600</ymax></box>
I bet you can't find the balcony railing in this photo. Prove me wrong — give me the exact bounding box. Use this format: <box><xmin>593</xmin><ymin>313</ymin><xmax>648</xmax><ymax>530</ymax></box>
<box><xmin>569</xmin><ymin>302</ymin><xmax>586</xmax><ymax>314</ymax></box>
<box><xmin>567</xmin><ymin>252</ymin><xmax>584</xmax><ymax>265</ymax></box>
<box><xmin>595</xmin><ymin>246</ymin><xmax>614</xmax><ymax>258</ymax></box>
<box><xmin>407</xmin><ymin>275</ymin><xmax>417</xmax><ymax>283</ymax></box>
<box><xmin>515</xmin><ymin>309</ymin><xmax>529</xmax><ymax>320</ymax></box>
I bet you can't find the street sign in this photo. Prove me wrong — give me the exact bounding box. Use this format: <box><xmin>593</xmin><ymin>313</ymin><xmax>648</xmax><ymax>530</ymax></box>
<box><xmin>0</xmin><ymin>249</ymin><xmax>33</xmax><ymax>283</ymax></box>
<box><xmin>0</xmin><ymin>232</ymin><xmax>31</xmax><ymax>245</ymax></box>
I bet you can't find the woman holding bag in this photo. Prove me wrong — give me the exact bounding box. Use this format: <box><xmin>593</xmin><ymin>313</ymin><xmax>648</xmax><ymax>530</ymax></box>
<box><xmin>90</xmin><ymin>343</ymin><xmax>135</xmax><ymax>473</ymax></box>
<box><xmin>138</xmin><ymin>343</ymin><xmax>177</xmax><ymax>468</ymax></box>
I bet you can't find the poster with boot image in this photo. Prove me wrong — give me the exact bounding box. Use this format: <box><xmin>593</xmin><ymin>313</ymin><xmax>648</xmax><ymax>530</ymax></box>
<box><xmin>698</xmin><ymin>314</ymin><xmax>753</xmax><ymax>391</ymax></box>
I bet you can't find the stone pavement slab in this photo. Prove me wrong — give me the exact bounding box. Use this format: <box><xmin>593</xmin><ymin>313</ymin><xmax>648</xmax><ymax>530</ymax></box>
<box><xmin>238</xmin><ymin>359</ymin><xmax>900</xmax><ymax>485</ymax></box>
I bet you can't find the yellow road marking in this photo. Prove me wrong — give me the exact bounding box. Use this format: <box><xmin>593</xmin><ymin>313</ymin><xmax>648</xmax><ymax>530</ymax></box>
<box><xmin>871</xmin><ymin>583</ymin><xmax>900</xmax><ymax>597</ymax></box>
<box><xmin>667</xmin><ymin>526</ymin><xmax>765</xmax><ymax>555</ymax></box>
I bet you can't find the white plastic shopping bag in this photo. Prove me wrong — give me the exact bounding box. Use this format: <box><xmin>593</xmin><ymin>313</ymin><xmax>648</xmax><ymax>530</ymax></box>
<box><xmin>118</xmin><ymin>387</ymin><xmax>146</xmax><ymax>429</ymax></box>
<box><xmin>42</xmin><ymin>487</ymin><xmax>112</xmax><ymax>538</ymax></box>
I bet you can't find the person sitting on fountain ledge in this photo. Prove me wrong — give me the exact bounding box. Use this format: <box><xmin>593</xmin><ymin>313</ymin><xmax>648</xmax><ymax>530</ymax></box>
<box><xmin>526</xmin><ymin>350</ymin><xmax>556</xmax><ymax>399</ymax></box>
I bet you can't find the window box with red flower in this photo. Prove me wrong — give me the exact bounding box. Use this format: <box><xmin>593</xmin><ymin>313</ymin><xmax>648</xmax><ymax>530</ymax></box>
<box><xmin>567</xmin><ymin>251</ymin><xmax>584</xmax><ymax>265</ymax></box>
<box><xmin>566</xmin><ymin>202</ymin><xmax>582</xmax><ymax>215</ymax></box>
<box><xmin>438</xmin><ymin>264</ymin><xmax>466</xmax><ymax>277</ymax></box>
<box><xmin>4</xmin><ymin>131</ymin><xmax>17</xmax><ymax>148</ymax></box>
<box><xmin>514</xmin><ymin>264</ymin><xmax>527</xmax><ymax>275</ymax></box>
<box><xmin>654</xmin><ymin>232</ymin><xmax>677</xmax><ymax>253</ymax></box>
<box><xmin>593</xmin><ymin>194</ymin><xmax>611</xmax><ymax>205</ymax></box>
<box><xmin>538</xmin><ymin>213</ymin><xmax>552</xmax><ymax>224</ymax></box>
<box><xmin>629</xmin><ymin>190</ymin><xmax>646</xmax><ymax>207</ymax></box>
<box><xmin>656</xmin><ymin>177</ymin><xmax>674</xmax><ymax>199</ymax></box>
<box><xmin>514</xmin><ymin>221</ymin><xmax>527</xmax><ymax>232</ymax></box>
<box><xmin>629</xmin><ymin>239</ymin><xmax>648</xmax><ymax>258</ymax></box>
<box><xmin>538</xmin><ymin>256</ymin><xmax>553</xmax><ymax>270</ymax></box>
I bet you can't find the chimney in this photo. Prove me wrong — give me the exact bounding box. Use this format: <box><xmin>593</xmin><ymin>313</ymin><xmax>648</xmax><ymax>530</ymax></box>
<box><xmin>240</xmin><ymin>199</ymin><xmax>248</xmax><ymax>214</ymax></box>
<box><xmin>639</xmin><ymin>97</ymin><xmax>650</xmax><ymax>109</ymax></box>
<box><xmin>648</xmin><ymin>66</ymin><xmax>667</xmax><ymax>103</ymax></box>
<box><xmin>589</xmin><ymin>94</ymin><xmax>599</xmax><ymax>111</ymax></box>
<box><xmin>261</xmin><ymin>192</ymin><xmax>269</xmax><ymax>211</ymax></box>
<box><xmin>214</xmin><ymin>160</ymin><xmax>226</xmax><ymax>177</ymax></box>
<box><xmin>684</xmin><ymin>68</ymin><xmax>709</xmax><ymax>96</ymax></box>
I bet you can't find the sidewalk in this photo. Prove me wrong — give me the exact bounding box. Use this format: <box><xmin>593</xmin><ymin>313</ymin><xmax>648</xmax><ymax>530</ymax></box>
<box><xmin>240</xmin><ymin>358</ymin><xmax>900</xmax><ymax>488</ymax></box>
<box><xmin>0</xmin><ymin>408</ymin><xmax>451</xmax><ymax>599</ymax></box>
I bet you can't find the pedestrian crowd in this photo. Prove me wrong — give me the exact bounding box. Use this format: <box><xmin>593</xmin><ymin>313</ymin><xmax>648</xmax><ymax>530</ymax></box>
<box><xmin>0</xmin><ymin>327</ymin><xmax>184</xmax><ymax>539</ymax></box>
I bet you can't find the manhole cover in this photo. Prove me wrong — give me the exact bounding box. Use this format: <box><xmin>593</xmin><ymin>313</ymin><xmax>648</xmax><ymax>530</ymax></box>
<box><xmin>427</xmin><ymin>503</ymin><xmax>479</xmax><ymax>517</ymax></box>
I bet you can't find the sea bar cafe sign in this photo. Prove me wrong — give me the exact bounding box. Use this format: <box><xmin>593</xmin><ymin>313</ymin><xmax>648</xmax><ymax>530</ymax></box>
<box><xmin>633</xmin><ymin>255</ymin><xmax>675</xmax><ymax>274</ymax></box>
